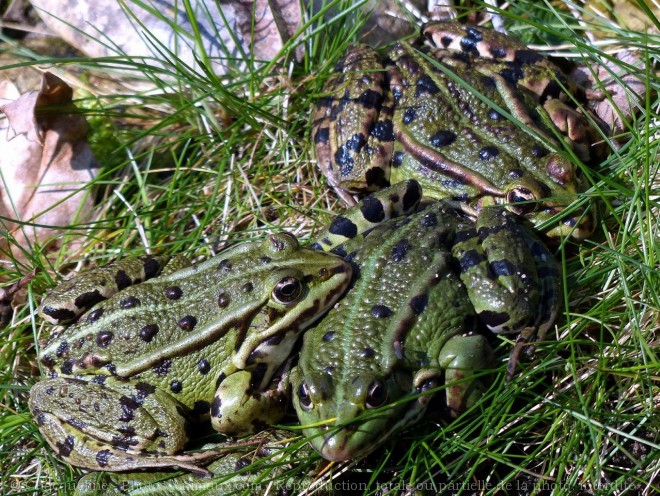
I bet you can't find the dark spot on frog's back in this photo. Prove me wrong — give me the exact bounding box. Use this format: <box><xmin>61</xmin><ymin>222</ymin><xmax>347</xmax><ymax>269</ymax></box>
<box><xmin>74</xmin><ymin>289</ymin><xmax>104</xmax><ymax>311</ymax></box>
<box><xmin>217</xmin><ymin>259</ymin><xmax>232</xmax><ymax>273</ymax></box>
<box><xmin>458</xmin><ymin>250</ymin><xmax>487</xmax><ymax>271</ymax></box>
<box><xmin>87</xmin><ymin>307</ymin><xmax>104</xmax><ymax>323</ymax></box>
<box><xmin>500</xmin><ymin>65</ymin><xmax>525</xmax><ymax>85</ymax></box>
<box><xmin>96</xmin><ymin>331</ymin><xmax>113</xmax><ymax>348</ymax></box>
<box><xmin>60</xmin><ymin>359</ymin><xmax>74</xmax><ymax>375</ymax></box>
<box><xmin>402</xmin><ymin>107</ymin><xmax>417</xmax><ymax>124</ymax></box>
<box><xmin>430</xmin><ymin>130</ymin><xmax>457</xmax><ymax>148</ymax></box>
<box><xmin>328</xmin><ymin>215</ymin><xmax>358</xmax><ymax>239</ymax></box>
<box><xmin>170</xmin><ymin>380</ymin><xmax>182</xmax><ymax>394</ymax></box>
<box><xmin>365</xmin><ymin>166</ymin><xmax>389</xmax><ymax>189</ymax></box>
<box><xmin>391</xmin><ymin>239</ymin><xmax>412</xmax><ymax>262</ymax></box>
<box><xmin>164</xmin><ymin>286</ymin><xmax>183</xmax><ymax>300</ymax></box>
<box><xmin>152</xmin><ymin>358</ymin><xmax>172</xmax><ymax>377</ymax></box>
<box><xmin>531</xmin><ymin>145</ymin><xmax>548</xmax><ymax>158</ymax></box>
<box><xmin>143</xmin><ymin>257</ymin><xmax>162</xmax><ymax>278</ymax></box>
<box><xmin>409</xmin><ymin>294</ymin><xmax>428</xmax><ymax>315</ymax></box>
<box><xmin>55</xmin><ymin>341</ymin><xmax>69</xmax><ymax>357</ymax></box>
<box><xmin>114</xmin><ymin>270</ymin><xmax>132</xmax><ymax>291</ymax></box>
<box><xmin>118</xmin><ymin>396</ymin><xmax>140</xmax><ymax>422</ymax></box>
<box><xmin>56</xmin><ymin>435</ymin><xmax>75</xmax><ymax>457</ymax></box>
<box><xmin>357</xmin><ymin>89</ymin><xmax>382</xmax><ymax>109</ymax></box>
<box><xmin>479</xmin><ymin>146</ymin><xmax>499</xmax><ymax>160</ymax></box>
<box><xmin>217</xmin><ymin>292</ymin><xmax>231</xmax><ymax>308</ymax></box>
<box><xmin>139</xmin><ymin>324</ymin><xmax>159</xmax><ymax>343</ymax></box>
<box><xmin>371</xmin><ymin>304</ymin><xmax>393</xmax><ymax>318</ymax></box>
<box><xmin>96</xmin><ymin>450</ymin><xmax>111</xmax><ymax>467</ymax></box>
<box><xmin>322</xmin><ymin>331</ymin><xmax>335</xmax><ymax>342</ymax></box>
<box><xmin>360</xmin><ymin>195</ymin><xmax>386</xmax><ymax>223</ymax></box>
<box><xmin>513</xmin><ymin>49</ymin><xmax>544</xmax><ymax>65</ymax></box>
<box><xmin>135</xmin><ymin>382</ymin><xmax>156</xmax><ymax>401</ymax></box>
<box><xmin>177</xmin><ymin>315</ymin><xmax>197</xmax><ymax>331</ymax></box>
<box><xmin>371</xmin><ymin>119</ymin><xmax>394</xmax><ymax>142</ymax></box>
<box><xmin>360</xmin><ymin>347</ymin><xmax>375</xmax><ymax>358</ymax></box>
<box><xmin>489</xmin><ymin>46</ymin><xmax>507</xmax><ymax>58</ymax></box>
<box><xmin>197</xmin><ymin>359</ymin><xmax>211</xmax><ymax>375</ymax></box>
<box><xmin>415</xmin><ymin>75</ymin><xmax>440</xmax><ymax>96</ymax></box>
<box><xmin>489</xmin><ymin>260</ymin><xmax>516</xmax><ymax>277</ymax></box>
<box><xmin>120</xmin><ymin>296</ymin><xmax>140</xmax><ymax>309</ymax></box>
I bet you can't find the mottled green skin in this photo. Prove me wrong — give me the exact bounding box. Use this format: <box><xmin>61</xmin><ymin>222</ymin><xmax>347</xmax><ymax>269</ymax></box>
<box><xmin>313</xmin><ymin>22</ymin><xmax>602</xmax><ymax>239</ymax></box>
<box><xmin>74</xmin><ymin>431</ymin><xmax>334</xmax><ymax>496</ymax></box>
<box><xmin>30</xmin><ymin>234</ymin><xmax>352</xmax><ymax>473</ymax></box>
<box><xmin>293</xmin><ymin>183</ymin><xmax>560</xmax><ymax>461</ymax></box>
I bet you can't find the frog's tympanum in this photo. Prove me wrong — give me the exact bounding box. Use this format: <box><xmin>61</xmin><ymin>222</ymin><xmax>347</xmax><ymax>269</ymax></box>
<box><xmin>313</xmin><ymin>22</ymin><xmax>606</xmax><ymax>239</ymax></box>
<box><xmin>29</xmin><ymin>233</ymin><xmax>352</xmax><ymax>473</ymax></box>
<box><xmin>293</xmin><ymin>181</ymin><xmax>560</xmax><ymax>461</ymax></box>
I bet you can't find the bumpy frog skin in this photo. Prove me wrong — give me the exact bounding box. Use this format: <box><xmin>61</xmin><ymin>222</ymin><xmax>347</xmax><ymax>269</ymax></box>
<box><xmin>30</xmin><ymin>233</ymin><xmax>351</xmax><ymax>473</ymax></box>
<box><xmin>313</xmin><ymin>22</ymin><xmax>605</xmax><ymax>239</ymax></box>
<box><xmin>292</xmin><ymin>181</ymin><xmax>560</xmax><ymax>461</ymax></box>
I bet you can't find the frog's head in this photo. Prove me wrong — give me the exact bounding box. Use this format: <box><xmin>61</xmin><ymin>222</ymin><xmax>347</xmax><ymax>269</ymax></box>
<box><xmin>483</xmin><ymin>154</ymin><xmax>596</xmax><ymax>240</ymax></box>
<box><xmin>291</xmin><ymin>368</ymin><xmax>438</xmax><ymax>461</ymax></box>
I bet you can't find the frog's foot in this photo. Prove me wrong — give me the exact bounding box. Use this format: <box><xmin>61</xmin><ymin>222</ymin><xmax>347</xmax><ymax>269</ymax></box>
<box><xmin>210</xmin><ymin>369</ymin><xmax>289</xmax><ymax>435</ymax></box>
<box><xmin>29</xmin><ymin>376</ymin><xmax>211</xmax><ymax>473</ymax></box>
<box><xmin>437</xmin><ymin>333</ymin><xmax>494</xmax><ymax>415</ymax></box>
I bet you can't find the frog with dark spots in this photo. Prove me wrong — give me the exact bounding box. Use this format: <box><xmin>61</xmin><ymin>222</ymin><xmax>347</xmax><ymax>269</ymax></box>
<box><xmin>30</xmin><ymin>233</ymin><xmax>351</xmax><ymax>473</ymax></box>
<box><xmin>313</xmin><ymin>22</ymin><xmax>606</xmax><ymax>239</ymax></box>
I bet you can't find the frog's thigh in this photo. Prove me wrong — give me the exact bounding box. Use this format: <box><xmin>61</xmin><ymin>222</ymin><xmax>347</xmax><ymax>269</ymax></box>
<box><xmin>29</xmin><ymin>376</ymin><xmax>190</xmax><ymax>471</ymax></box>
<box><xmin>210</xmin><ymin>370</ymin><xmax>288</xmax><ymax>435</ymax></box>
<box><xmin>437</xmin><ymin>333</ymin><xmax>494</xmax><ymax>415</ymax></box>
<box><xmin>453</xmin><ymin>207</ymin><xmax>544</xmax><ymax>334</ymax></box>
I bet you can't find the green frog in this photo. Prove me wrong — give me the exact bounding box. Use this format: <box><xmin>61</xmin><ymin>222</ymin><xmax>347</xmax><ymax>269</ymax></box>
<box><xmin>312</xmin><ymin>22</ymin><xmax>605</xmax><ymax>239</ymax></box>
<box><xmin>29</xmin><ymin>233</ymin><xmax>352</xmax><ymax>473</ymax></box>
<box><xmin>293</xmin><ymin>180</ymin><xmax>560</xmax><ymax>461</ymax></box>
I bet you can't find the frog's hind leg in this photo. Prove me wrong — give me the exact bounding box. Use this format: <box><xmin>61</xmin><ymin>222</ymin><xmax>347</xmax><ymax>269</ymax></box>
<box><xmin>451</xmin><ymin>206</ymin><xmax>560</xmax><ymax>378</ymax></box>
<box><xmin>29</xmin><ymin>376</ymin><xmax>228</xmax><ymax>473</ymax></box>
<box><xmin>309</xmin><ymin>180</ymin><xmax>423</xmax><ymax>252</ymax></box>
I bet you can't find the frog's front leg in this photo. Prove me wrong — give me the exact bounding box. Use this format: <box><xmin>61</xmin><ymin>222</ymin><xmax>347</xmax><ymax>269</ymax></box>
<box><xmin>29</xmin><ymin>376</ymin><xmax>224</xmax><ymax>474</ymax></box>
<box><xmin>436</xmin><ymin>333</ymin><xmax>494</xmax><ymax>415</ymax></box>
<box><xmin>210</xmin><ymin>366</ymin><xmax>290</xmax><ymax>435</ymax></box>
<box><xmin>451</xmin><ymin>206</ymin><xmax>560</xmax><ymax>377</ymax></box>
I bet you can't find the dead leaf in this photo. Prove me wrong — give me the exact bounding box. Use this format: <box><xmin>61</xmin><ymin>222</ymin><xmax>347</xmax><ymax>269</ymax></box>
<box><xmin>571</xmin><ymin>51</ymin><xmax>647</xmax><ymax>137</ymax></box>
<box><xmin>0</xmin><ymin>270</ymin><xmax>35</xmax><ymax>327</ymax></box>
<box><xmin>30</xmin><ymin>1</ymin><xmax>304</xmax><ymax>76</ymax></box>
<box><xmin>0</xmin><ymin>72</ymin><xmax>98</xmax><ymax>261</ymax></box>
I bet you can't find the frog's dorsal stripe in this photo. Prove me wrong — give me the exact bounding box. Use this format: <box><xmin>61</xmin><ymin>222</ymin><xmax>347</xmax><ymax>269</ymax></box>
<box><xmin>309</xmin><ymin>180</ymin><xmax>422</xmax><ymax>251</ymax></box>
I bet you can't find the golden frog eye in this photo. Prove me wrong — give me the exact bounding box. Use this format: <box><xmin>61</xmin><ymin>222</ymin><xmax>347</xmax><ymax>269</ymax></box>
<box><xmin>297</xmin><ymin>382</ymin><xmax>313</xmax><ymax>410</ymax></box>
<box><xmin>506</xmin><ymin>187</ymin><xmax>538</xmax><ymax>216</ymax></box>
<box><xmin>272</xmin><ymin>277</ymin><xmax>303</xmax><ymax>304</ymax></box>
<box><xmin>366</xmin><ymin>379</ymin><xmax>388</xmax><ymax>408</ymax></box>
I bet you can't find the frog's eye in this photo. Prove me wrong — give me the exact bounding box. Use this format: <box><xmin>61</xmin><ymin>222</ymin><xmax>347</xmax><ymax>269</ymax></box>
<box><xmin>506</xmin><ymin>187</ymin><xmax>537</xmax><ymax>216</ymax></box>
<box><xmin>366</xmin><ymin>380</ymin><xmax>388</xmax><ymax>408</ymax></box>
<box><xmin>297</xmin><ymin>382</ymin><xmax>313</xmax><ymax>411</ymax></box>
<box><xmin>272</xmin><ymin>277</ymin><xmax>304</xmax><ymax>304</ymax></box>
<box><xmin>417</xmin><ymin>378</ymin><xmax>438</xmax><ymax>394</ymax></box>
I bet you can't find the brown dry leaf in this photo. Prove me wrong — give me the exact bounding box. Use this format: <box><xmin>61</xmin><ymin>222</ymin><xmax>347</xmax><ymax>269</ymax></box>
<box><xmin>0</xmin><ymin>72</ymin><xmax>98</xmax><ymax>261</ymax></box>
<box><xmin>571</xmin><ymin>51</ymin><xmax>647</xmax><ymax>136</ymax></box>
<box><xmin>0</xmin><ymin>270</ymin><xmax>35</xmax><ymax>327</ymax></box>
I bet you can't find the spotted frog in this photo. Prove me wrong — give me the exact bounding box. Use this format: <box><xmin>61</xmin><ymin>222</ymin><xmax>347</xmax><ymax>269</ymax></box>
<box><xmin>292</xmin><ymin>181</ymin><xmax>560</xmax><ymax>461</ymax></box>
<box><xmin>313</xmin><ymin>22</ymin><xmax>605</xmax><ymax>239</ymax></box>
<box><xmin>29</xmin><ymin>233</ymin><xmax>352</xmax><ymax>473</ymax></box>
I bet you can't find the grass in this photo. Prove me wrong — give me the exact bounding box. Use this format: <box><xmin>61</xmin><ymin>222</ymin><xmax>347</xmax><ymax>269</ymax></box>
<box><xmin>1</xmin><ymin>0</ymin><xmax>658</xmax><ymax>494</ymax></box>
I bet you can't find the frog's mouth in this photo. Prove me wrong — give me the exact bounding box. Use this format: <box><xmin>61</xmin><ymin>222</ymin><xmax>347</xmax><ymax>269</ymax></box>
<box><xmin>306</xmin><ymin>401</ymin><xmax>428</xmax><ymax>462</ymax></box>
